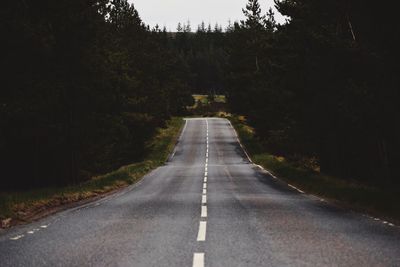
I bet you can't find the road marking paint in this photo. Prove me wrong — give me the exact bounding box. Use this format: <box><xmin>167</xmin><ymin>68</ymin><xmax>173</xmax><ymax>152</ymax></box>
<box><xmin>288</xmin><ymin>184</ymin><xmax>305</xmax><ymax>194</ymax></box>
<box><xmin>205</xmin><ymin>166</ymin><xmax>208</xmax><ymax>172</ymax></box>
<box><xmin>388</xmin><ymin>223</ymin><xmax>395</xmax><ymax>227</ymax></box>
<box><xmin>27</xmin><ymin>231</ymin><xmax>35</xmax><ymax>234</ymax></box>
<box><xmin>226</xmin><ymin>119</ymin><xmax>253</xmax><ymax>163</ymax></box>
<box><xmin>206</xmin><ymin>152</ymin><xmax>208</xmax><ymax>157</ymax></box>
<box><xmin>204</xmin><ymin>177</ymin><xmax>207</xmax><ymax>183</ymax></box>
<box><xmin>170</xmin><ymin>120</ymin><xmax>188</xmax><ymax>160</ymax></box>
<box><xmin>204</xmin><ymin>171</ymin><xmax>207</xmax><ymax>176</ymax></box>
<box><xmin>203</xmin><ymin>183</ymin><xmax>207</xmax><ymax>189</ymax></box>
<box><xmin>201</xmin><ymin>206</ymin><xmax>208</xmax><ymax>218</ymax></box>
<box><xmin>40</xmin><ymin>225</ymin><xmax>48</xmax><ymax>228</ymax></box>
<box><xmin>202</xmin><ymin>195</ymin><xmax>207</xmax><ymax>204</ymax></box>
<box><xmin>193</xmin><ymin>253</ymin><xmax>205</xmax><ymax>267</ymax></box>
<box><xmin>197</xmin><ymin>221</ymin><xmax>207</xmax><ymax>241</ymax></box>
<box><xmin>203</xmin><ymin>189</ymin><xmax>207</xmax><ymax>194</ymax></box>
<box><xmin>10</xmin><ymin>235</ymin><xmax>24</xmax><ymax>240</ymax></box>
<box><xmin>206</xmin><ymin>158</ymin><xmax>208</xmax><ymax>164</ymax></box>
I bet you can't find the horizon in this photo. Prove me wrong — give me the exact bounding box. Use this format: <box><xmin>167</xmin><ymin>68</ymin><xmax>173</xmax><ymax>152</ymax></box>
<box><xmin>129</xmin><ymin>0</ymin><xmax>287</xmax><ymax>31</ymax></box>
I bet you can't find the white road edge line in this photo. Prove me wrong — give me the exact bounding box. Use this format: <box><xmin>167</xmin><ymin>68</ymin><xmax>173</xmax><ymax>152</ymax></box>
<box><xmin>10</xmin><ymin>235</ymin><xmax>24</xmax><ymax>240</ymax></box>
<box><xmin>226</xmin><ymin>118</ymin><xmax>400</xmax><ymax>228</ymax></box>
<box><xmin>170</xmin><ymin>119</ymin><xmax>188</xmax><ymax>160</ymax></box>
<box><xmin>197</xmin><ymin>221</ymin><xmax>207</xmax><ymax>241</ymax></box>
<box><xmin>288</xmin><ymin>184</ymin><xmax>305</xmax><ymax>194</ymax></box>
<box><xmin>203</xmin><ymin>189</ymin><xmax>207</xmax><ymax>194</ymax></box>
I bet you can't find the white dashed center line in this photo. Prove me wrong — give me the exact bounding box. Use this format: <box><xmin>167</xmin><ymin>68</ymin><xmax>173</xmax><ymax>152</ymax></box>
<box><xmin>202</xmin><ymin>195</ymin><xmax>207</xmax><ymax>204</ymax></box>
<box><xmin>193</xmin><ymin>253</ymin><xmax>205</xmax><ymax>267</ymax></box>
<box><xmin>197</xmin><ymin>221</ymin><xmax>207</xmax><ymax>241</ymax></box>
<box><xmin>201</xmin><ymin>206</ymin><xmax>208</xmax><ymax>218</ymax></box>
<box><xmin>193</xmin><ymin>119</ymin><xmax>209</xmax><ymax>266</ymax></box>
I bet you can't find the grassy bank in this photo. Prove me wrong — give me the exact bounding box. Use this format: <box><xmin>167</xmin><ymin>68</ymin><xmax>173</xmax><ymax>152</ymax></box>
<box><xmin>0</xmin><ymin>117</ymin><xmax>184</xmax><ymax>228</ymax></box>
<box><xmin>229</xmin><ymin>115</ymin><xmax>400</xmax><ymax>223</ymax></box>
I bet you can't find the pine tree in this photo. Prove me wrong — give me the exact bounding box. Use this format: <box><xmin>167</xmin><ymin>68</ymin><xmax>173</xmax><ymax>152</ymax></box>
<box><xmin>242</xmin><ymin>0</ymin><xmax>265</xmax><ymax>29</ymax></box>
<box><xmin>207</xmin><ymin>23</ymin><xmax>212</xmax><ymax>33</ymax></box>
<box><xmin>264</xmin><ymin>8</ymin><xmax>276</xmax><ymax>31</ymax></box>
<box><xmin>177</xmin><ymin>22</ymin><xmax>183</xmax><ymax>32</ymax></box>
<box><xmin>185</xmin><ymin>20</ymin><xmax>192</xmax><ymax>32</ymax></box>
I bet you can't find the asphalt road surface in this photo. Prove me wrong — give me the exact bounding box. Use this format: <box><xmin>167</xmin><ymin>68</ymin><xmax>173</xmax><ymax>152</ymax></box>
<box><xmin>1</xmin><ymin>118</ymin><xmax>400</xmax><ymax>267</ymax></box>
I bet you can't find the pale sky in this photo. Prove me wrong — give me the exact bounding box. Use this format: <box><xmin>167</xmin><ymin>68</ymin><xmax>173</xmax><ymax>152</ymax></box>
<box><xmin>129</xmin><ymin>0</ymin><xmax>287</xmax><ymax>31</ymax></box>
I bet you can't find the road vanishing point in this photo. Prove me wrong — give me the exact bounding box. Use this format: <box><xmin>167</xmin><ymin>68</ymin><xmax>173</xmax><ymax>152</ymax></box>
<box><xmin>1</xmin><ymin>118</ymin><xmax>400</xmax><ymax>266</ymax></box>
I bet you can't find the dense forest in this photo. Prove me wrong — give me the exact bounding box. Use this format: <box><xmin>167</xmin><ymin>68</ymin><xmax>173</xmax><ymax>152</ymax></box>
<box><xmin>1</xmin><ymin>0</ymin><xmax>399</xmax><ymax>191</ymax></box>
<box><xmin>0</xmin><ymin>0</ymin><xmax>194</xmax><ymax>190</ymax></box>
<box><xmin>225</xmin><ymin>0</ymin><xmax>400</xmax><ymax>186</ymax></box>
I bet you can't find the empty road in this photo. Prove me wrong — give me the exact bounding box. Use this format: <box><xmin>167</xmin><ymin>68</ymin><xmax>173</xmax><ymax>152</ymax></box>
<box><xmin>1</xmin><ymin>118</ymin><xmax>399</xmax><ymax>266</ymax></box>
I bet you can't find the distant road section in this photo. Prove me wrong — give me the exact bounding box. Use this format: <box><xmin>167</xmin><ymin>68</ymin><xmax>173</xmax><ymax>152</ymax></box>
<box><xmin>1</xmin><ymin>118</ymin><xmax>399</xmax><ymax>266</ymax></box>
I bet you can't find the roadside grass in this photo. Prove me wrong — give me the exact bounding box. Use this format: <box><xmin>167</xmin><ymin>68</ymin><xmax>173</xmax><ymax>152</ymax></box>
<box><xmin>189</xmin><ymin>95</ymin><xmax>228</xmax><ymax>118</ymax></box>
<box><xmin>0</xmin><ymin>117</ymin><xmax>184</xmax><ymax>226</ymax></box>
<box><xmin>192</xmin><ymin>95</ymin><xmax>226</xmax><ymax>107</ymax></box>
<box><xmin>229</xmin><ymin>115</ymin><xmax>400</xmax><ymax>223</ymax></box>
<box><xmin>192</xmin><ymin>95</ymin><xmax>209</xmax><ymax>106</ymax></box>
<box><xmin>214</xmin><ymin>95</ymin><xmax>226</xmax><ymax>103</ymax></box>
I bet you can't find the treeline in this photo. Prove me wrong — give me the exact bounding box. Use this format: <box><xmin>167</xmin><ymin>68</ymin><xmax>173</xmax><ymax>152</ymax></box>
<box><xmin>227</xmin><ymin>0</ymin><xmax>400</xmax><ymax>185</ymax></box>
<box><xmin>0</xmin><ymin>0</ymin><xmax>193</xmax><ymax>190</ymax></box>
<box><xmin>2</xmin><ymin>0</ymin><xmax>399</xmax><ymax>190</ymax></box>
<box><xmin>159</xmin><ymin>21</ymin><xmax>229</xmax><ymax>94</ymax></box>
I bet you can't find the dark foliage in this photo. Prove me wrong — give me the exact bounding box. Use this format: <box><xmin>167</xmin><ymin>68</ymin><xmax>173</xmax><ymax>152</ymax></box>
<box><xmin>1</xmin><ymin>0</ymin><xmax>399</xmax><ymax>191</ymax></box>
<box><xmin>227</xmin><ymin>0</ymin><xmax>400</xmax><ymax>186</ymax></box>
<box><xmin>0</xmin><ymin>0</ymin><xmax>193</xmax><ymax>190</ymax></box>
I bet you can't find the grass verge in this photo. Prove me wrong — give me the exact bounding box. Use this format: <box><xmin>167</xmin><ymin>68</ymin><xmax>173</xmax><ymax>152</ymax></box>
<box><xmin>229</xmin><ymin>115</ymin><xmax>400</xmax><ymax>223</ymax></box>
<box><xmin>0</xmin><ymin>117</ymin><xmax>184</xmax><ymax>228</ymax></box>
